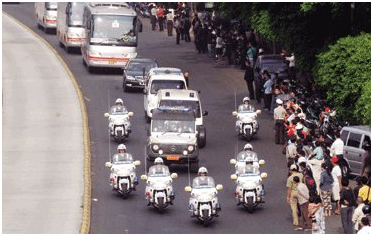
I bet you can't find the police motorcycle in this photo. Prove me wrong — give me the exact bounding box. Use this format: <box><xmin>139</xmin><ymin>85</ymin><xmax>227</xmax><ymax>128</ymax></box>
<box><xmin>229</xmin><ymin>144</ymin><xmax>267</xmax><ymax>213</ymax></box>
<box><xmin>105</xmin><ymin>145</ymin><xmax>141</xmax><ymax>199</ymax></box>
<box><xmin>185</xmin><ymin>167</ymin><xmax>223</xmax><ymax>227</ymax></box>
<box><xmin>141</xmin><ymin>158</ymin><xmax>178</xmax><ymax>213</ymax></box>
<box><xmin>104</xmin><ymin>98</ymin><xmax>134</xmax><ymax>143</ymax></box>
<box><xmin>232</xmin><ymin>97</ymin><xmax>261</xmax><ymax>141</ymax></box>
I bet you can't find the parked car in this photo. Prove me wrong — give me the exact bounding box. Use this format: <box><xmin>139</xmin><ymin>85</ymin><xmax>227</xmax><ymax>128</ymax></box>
<box><xmin>123</xmin><ymin>58</ymin><xmax>159</xmax><ymax>92</ymax></box>
<box><xmin>254</xmin><ymin>54</ymin><xmax>288</xmax><ymax>80</ymax></box>
<box><xmin>340</xmin><ymin>125</ymin><xmax>371</xmax><ymax>176</ymax></box>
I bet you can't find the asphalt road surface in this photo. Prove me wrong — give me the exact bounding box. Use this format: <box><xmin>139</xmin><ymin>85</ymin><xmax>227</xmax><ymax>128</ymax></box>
<box><xmin>3</xmin><ymin>3</ymin><xmax>342</xmax><ymax>234</ymax></box>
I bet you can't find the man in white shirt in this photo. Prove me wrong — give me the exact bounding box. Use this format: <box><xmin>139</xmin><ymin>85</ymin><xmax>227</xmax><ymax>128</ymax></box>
<box><xmin>330</xmin><ymin>131</ymin><xmax>350</xmax><ymax>176</ymax></box>
<box><xmin>357</xmin><ymin>217</ymin><xmax>371</xmax><ymax>234</ymax></box>
<box><xmin>331</xmin><ymin>157</ymin><xmax>342</xmax><ymax>215</ymax></box>
<box><xmin>294</xmin><ymin>176</ymin><xmax>312</xmax><ymax>231</ymax></box>
<box><xmin>352</xmin><ymin>197</ymin><xmax>365</xmax><ymax>233</ymax></box>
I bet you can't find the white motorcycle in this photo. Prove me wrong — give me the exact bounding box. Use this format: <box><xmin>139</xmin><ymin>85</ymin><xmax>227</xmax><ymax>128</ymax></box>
<box><xmin>104</xmin><ymin>108</ymin><xmax>134</xmax><ymax>143</ymax></box>
<box><xmin>141</xmin><ymin>165</ymin><xmax>177</xmax><ymax>213</ymax></box>
<box><xmin>105</xmin><ymin>153</ymin><xmax>141</xmax><ymax>199</ymax></box>
<box><xmin>232</xmin><ymin>106</ymin><xmax>261</xmax><ymax>141</ymax></box>
<box><xmin>185</xmin><ymin>177</ymin><xmax>223</xmax><ymax>227</ymax></box>
<box><xmin>230</xmin><ymin>158</ymin><xmax>267</xmax><ymax>213</ymax></box>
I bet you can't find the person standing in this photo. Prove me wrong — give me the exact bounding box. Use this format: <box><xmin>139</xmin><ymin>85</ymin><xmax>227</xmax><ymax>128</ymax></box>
<box><xmin>246</xmin><ymin>42</ymin><xmax>257</xmax><ymax>68</ymax></box>
<box><xmin>183</xmin><ymin>14</ymin><xmax>191</xmax><ymax>42</ymax></box>
<box><xmin>286</xmin><ymin>136</ymin><xmax>298</xmax><ymax>165</ymax></box>
<box><xmin>319</xmin><ymin>163</ymin><xmax>334</xmax><ymax>217</ymax></box>
<box><xmin>215</xmin><ymin>32</ymin><xmax>223</xmax><ymax>62</ymax></box>
<box><xmin>308</xmin><ymin>195</ymin><xmax>325</xmax><ymax>234</ymax></box>
<box><xmin>352</xmin><ymin>197</ymin><xmax>366</xmax><ymax>233</ymax></box>
<box><xmin>150</xmin><ymin>5</ymin><xmax>157</xmax><ymax>31</ymax></box>
<box><xmin>263</xmin><ymin>71</ymin><xmax>273</xmax><ymax>111</ymax></box>
<box><xmin>166</xmin><ymin>10</ymin><xmax>173</xmax><ymax>36</ymax></box>
<box><xmin>339</xmin><ymin>178</ymin><xmax>355</xmax><ymax>234</ymax></box>
<box><xmin>330</xmin><ymin>131</ymin><xmax>349</xmax><ymax>176</ymax></box>
<box><xmin>286</xmin><ymin>52</ymin><xmax>296</xmax><ymax>81</ymax></box>
<box><xmin>244</xmin><ymin>60</ymin><xmax>255</xmax><ymax>99</ymax></box>
<box><xmin>358</xmin><ymin>176</ymin><xmax>371</xmax><ymax>204</ymax></box>
<box><xmin>174</xmin><ymin>15</ymin><xmax>181</xmax><ymax>45</ymax></box>
<box><xmin>331</xmin><ymin>157</ymin><xmax>342</xmax><ymax>215</ymax></box>
<box><xmin>183</xmin><ymin>71</ymin><xmax>190</xmax><ymax>88</ymax></box>
<box><xmin>286</xmin><ymin>164</ymin><xmax>304</xmax><ymax>227</ymax></box>
<box><xmin>294</xmin><ymin>176</ymin><xmax>312</xmax><ymax>231</ymax></box>
<box><xmin>156</xmin><ymin>5</ymin><xmax>165</xmax><ymax>32</ymax></box>
<box><xmin>274</xmin><ymin>98</ymin><xmax>286</xmax><ymax>145</ymax></box>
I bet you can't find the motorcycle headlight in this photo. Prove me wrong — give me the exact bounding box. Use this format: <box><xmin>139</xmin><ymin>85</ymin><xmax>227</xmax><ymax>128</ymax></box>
<box><xmin>187</xmin><ymin>145</ymin><xmax>194</xmax><ymax>152</ymax></box>
<box><xmin>126</xmin><ymin>75</ymin><xmax>135</xmax><ymax>80</ymax></box>
<box><xmin>152</xmin><ymin>144</ymin><xmax>159</xmax><ymax>151</ymax></box>
<box><xmin>158</xmin><ymin>150</ymin><xmax>163</xmax><ymax>155</ymax></box>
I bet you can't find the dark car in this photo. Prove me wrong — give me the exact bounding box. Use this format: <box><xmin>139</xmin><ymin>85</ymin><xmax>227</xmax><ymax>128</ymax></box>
<box><xmin>123</xmin><ymin>58</ymin><xmax>159</xmax><ymax>92</ymax></box>
<box><xmin>254</xmin><ymin>54</ymin><xmax>288</xmax><ymax>81</ymax></box>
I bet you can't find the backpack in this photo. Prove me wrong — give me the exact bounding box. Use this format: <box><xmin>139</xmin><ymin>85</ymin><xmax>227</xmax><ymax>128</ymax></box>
<box><xmin>304</xmin><ymin>175</ymin><xmax>317</xmax><ymax>197</ymax></box>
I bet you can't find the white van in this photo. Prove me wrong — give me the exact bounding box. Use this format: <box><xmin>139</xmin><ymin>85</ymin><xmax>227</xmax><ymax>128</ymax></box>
<box><xmin>57</xmin><ymin>2</ymin><xmax>85</xmax><ymax>53</ymax></box>
<box><xmin>156</xmin><ymin>89</ymin><xmax>208</xmax><ymax>148</ymax></box>
<box><xmin>340</xmin><ymin>126</ymin><xmax>371</xmax><ymax>176</ymax></box>
<box><xmin>35</xmin><ymin>2</ymin><xmax>57</xmax><ymax>33</ymax></box>
<box><xmin>143</xmin><ymin>68</ymin><xmax>187</xmax><ymax>122</ymax></box>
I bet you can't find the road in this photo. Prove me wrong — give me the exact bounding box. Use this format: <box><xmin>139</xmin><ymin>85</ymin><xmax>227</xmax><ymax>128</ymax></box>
<box><xmin>3</xmin><ymin>3</ymin><xmax>342</xmax><ymax>234</ymax></box>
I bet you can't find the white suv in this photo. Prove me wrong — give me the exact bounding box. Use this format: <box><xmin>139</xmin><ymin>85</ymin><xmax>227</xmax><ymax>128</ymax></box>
<box><xmin>156</xmin><ymin>89</ymin><xmax>208</xmax><ymax>148</ymax></box>
<box><xmin>143</xmin><ymin>68</ymin><xmax>187</xmax><ymax>122</ymax></box>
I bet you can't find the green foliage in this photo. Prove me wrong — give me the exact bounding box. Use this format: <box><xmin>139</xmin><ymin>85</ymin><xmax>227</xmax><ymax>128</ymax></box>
<box><xmin>250</xmin><ymin>10</ymin><xmax>277</xmax><ymax>42</ymax></box>
<box><xmin>314</xmin><ymin>33</ymin><xmax>371</xmax><ymax>125</ymax></box>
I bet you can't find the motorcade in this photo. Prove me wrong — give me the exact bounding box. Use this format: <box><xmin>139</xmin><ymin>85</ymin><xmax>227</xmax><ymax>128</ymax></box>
<box><xmin>57</xmin><ymin>2</ymin><xmax>86</xmax><ymax>53</ymax></box>
<box><xmin>81</xmin><ymin>2</ymin><xmax>142</xmax><ymax>72</ymax></box>
<box><xmin>122</xmin><ymin>58</ymin><xmax>159</xmax><ymax>92</ymax></box>
<box><xmin>35</xmin><ymin>2</ymin><xmax>58</xmax><ymax>33</ymax></box>
<box><xmin>143</xmin><ymin>67</ymin><xmax>187</xmax><ymax>122</ymax></box>
<box><xmin>156</xmin><ymin>89</ymin><xmax>208</xmax><ymax>148</ymax></box>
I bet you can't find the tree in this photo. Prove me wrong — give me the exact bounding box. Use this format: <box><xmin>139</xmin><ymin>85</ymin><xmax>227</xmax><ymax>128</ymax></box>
<box><xmin>314</xmin><ymin>33</ymin><xmax>371</xmax><ymax>125</ymax></box>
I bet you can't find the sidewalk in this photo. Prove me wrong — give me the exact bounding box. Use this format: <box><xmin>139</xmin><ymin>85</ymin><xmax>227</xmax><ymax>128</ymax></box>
<box><xmin>2</xmin><ymin>13</ymin><xmax>84</xmax><ymax>233</ymax></box>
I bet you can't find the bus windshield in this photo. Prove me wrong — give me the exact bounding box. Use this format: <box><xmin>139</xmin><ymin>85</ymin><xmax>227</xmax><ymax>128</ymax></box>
<box><xmin>159</xmin><ymin>100</ymin><xmax>201</xmax><ymax>117</ymax></box>
<box><xmin>46</xmin><ymin>2</ymin><xmax>57</xmax><ymax>10</ymax></box>
<box><xmin>67</xmin><ymin>2</ymin><xmax>85</xmax><ymax>27</ymax></box>
<box><xmin>91</xmin><ymin>15</ymin><xmax>137</xmax><ymax>46</ymax></box>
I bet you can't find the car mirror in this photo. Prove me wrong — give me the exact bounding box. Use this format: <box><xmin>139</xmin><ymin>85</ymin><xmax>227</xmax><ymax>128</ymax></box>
<box><xmin>128</xmin><ymin>112</ymin><xmax>134</xmax><ymax>117</ymax></box>
<box><xmin>104</xmin><ymin>113</ymin><xmax>110</xmax><ymax>118</ymax></box>
<box><xmin>230</xmin><ymin>174</ymin><xmax>238</xmax><ymax>180</ymax></box>
<box><xmin>259</xmin><ymin>160</ymin><xmax>265</xmax><ymax>166</ymax></box>
<box><xmin>141</xmin><ymin>175</ymin><xmax>147</xmax><ymax>181</ymax></box>
<box><xmin>134</xmin><ymin>160</ymin><xmax>141</xmax><ymax>166</ymax></box>
<box><xmin>185</xmin><ymin>186</ymin><xmax>192</xmax><ymax>192</ymax></box>
<box><xmin>216</xmin><ymin>184</ymin><xmax>223</xmax><ymax>191</ymax></box>
<box><xmin>105</xmin><ymin>162</ymin><xmax>112</xmax><ymax>168</ymax></box>
<box><xmin>229</xmin><ymin>159</ymin><xmax>237</xmax><ymax>165</ymax></box>
<box><xmin>232</xmin><ymin>111</ymin><xmax>238</xmax><ymax>116</ymax></box>
<box><xmin>171</xmin><ymin>173</ymin><xmax>178</xmax><ymax>179</ymax></box>
<box><xmin>203</xmin><ymin>110</ymin><xmax>208</xmax><ymax>116</ymax></box>
<box><xmin>261</xmin><ymin>172</ymin><xmax>268</xmax><ymax>179</ymax></box>
<box><xmin>256</xmin><ymin>110</ymin><xmax>262</xmax><ymax>115</ymax></box>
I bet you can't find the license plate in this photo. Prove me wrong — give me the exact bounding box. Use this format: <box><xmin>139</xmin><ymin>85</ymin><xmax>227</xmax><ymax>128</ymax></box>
<box><xmin>108</xmin><ymin>60</ymin><xmax>116</xmax><ymax>65</ymax></box>
<box><xmin>166</xmin><ymin>155</ymin><xmax>179</xmax><ymax>161</ymax></box>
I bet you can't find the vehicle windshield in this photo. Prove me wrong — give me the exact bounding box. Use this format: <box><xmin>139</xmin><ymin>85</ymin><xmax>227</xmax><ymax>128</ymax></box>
<box><xmin>152</xmin><ymin>119</ymin><xmax>195</xmax><ymax>133</ymax></box>
<box><xmin>91</xmin><ymin>15</ymin><xmax>137</xmax><ymax>46</ymax></box>
<box><xmin>128</xmin><ymin>62</ymin><xmax>157</xmax><ymax>72</ymax></box>
<box><xmin>238</xmin><ymin>104</ymin><xmax>255</xmax><ymax>113</ymax></box>
<box><xmin>261</xmin><ymin>61</ymin><xmax>286</xmax><ymax>74</ymax></box>
<box><xmin>150</xmin><ymin>80</ymin><xmax>185</xmax><ymax>94</ymax></box>
<box><xmin>67</xmin><ymin>2</ymin><xmax>85</xmax><ymax>27</ymax></box>
<box><xmin>192</xmin><ymin>176</ymin><xmax>215</xmax><ymax>188</ymax></box>
<box><xmin>112</xmin><ymin>153</ymin><xmax>133</xmax><ymax>164</ymax></box>
<box><xmin>148</xmin><ymin>165</ymin><xmax>170</xmax><ymax>177</ymax></box>
<box><xmin>236</xmin><ymin>151</ymin><xmax>258</xmax><ymax>162</ymax></box>
<box><xmin>159</xmin><ymin>100</ymin><xmax>200</xmax><ymax>117</ymax></box>
<box><xmin>150</xmin><ymin>69</ymin><xmax>182</xmax><ymax>76</ymax></box>
<box><xmin>45</xmin><ymin>2</ymin><xmax>57</xmax><ymax>10</ymax></box>
<box><xmin>110</xmin><ymin>105</ymin><xmax>128</xmax><ymax>115</ymax></box>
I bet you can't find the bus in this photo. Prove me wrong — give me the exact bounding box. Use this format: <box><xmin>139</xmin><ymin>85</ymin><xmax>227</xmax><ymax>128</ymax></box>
<box><xmin>81</xmin><ymin>2</ymin><xmax>142</xmax><ymax>73</ymax></box>
<box><xmin>57</xmin><ymin>2</ymin><xmax>86</xmax><ymax>53</ymax></box>
<box><xmin>35</xmin><ymin>2</ymin><xmax>57</xmax><ymax>33</ymax></box>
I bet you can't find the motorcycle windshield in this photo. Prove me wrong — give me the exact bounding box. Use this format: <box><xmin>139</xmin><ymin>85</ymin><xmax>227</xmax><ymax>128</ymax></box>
<box><xmin>148</xmin><ymin>165</ymin><xmax>170</xmax><ymax>177</ymax></box>
<box><xmin>236</xmin><ymin>151</ymin><xmax>258</xmax><ymax>162</ymax></box>
<box><xmin>192</xmin><ymin>176</ymin><xmax>215</xmax><ymax>189</ymax></box>
<box><xmin>110</xmin><ymin>105</ymin><xmax>128</xmax><ymax>115</ymax></box>
<box><xmin>112</xmin><ymin>153</ymin><xmax>133</xmax><ymax>164</ymax></box>
<box><xmin>238</xmin><ymin>105</ymin><xmax>255</xmax><ymax>113</ymax></box>
<box><xmin>237</xmin><ymin>166</ymin><xmax>260</xmax><ymax>176</ymax></box>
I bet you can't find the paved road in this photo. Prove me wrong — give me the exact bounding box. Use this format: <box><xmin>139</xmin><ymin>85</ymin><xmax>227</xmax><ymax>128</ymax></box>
<box><xmin>2</xmin><ymin>13</ymin><xmax>83</xmax><ymax>233</ymax></box>
<box><xmin>2</xmin><ymin>3</ymin><xmax>343</xmax><ymax>234</ymax></box>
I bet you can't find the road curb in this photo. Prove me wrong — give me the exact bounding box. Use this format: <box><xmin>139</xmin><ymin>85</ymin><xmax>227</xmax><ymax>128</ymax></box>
<box><xmin>2</xmin><ymin>12</ymin><xmax>91</xmax><ymax>234</ymax></box>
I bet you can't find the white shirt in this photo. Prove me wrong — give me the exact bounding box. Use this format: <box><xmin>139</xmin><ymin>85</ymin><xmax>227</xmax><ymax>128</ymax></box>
<box><xmin>285</xmin><ymin>55</ymin><xmax>295</xmax><ymax>67</ymax></box>
<box><xmin>330</xmin><ymin>138</ymin><xmax>344</xmax><ymax>156</ymax></box>
<box><xmin>151</xmin><ymin>8</ymin><xmax>157</xmax><ymax>16</ymax></box>
<box><xmin>357</xmin><ymin>226</ymin><xmax>371</xmax><ymax>234</ymax></box>
<box><xmin>331</xmin><ymin>165</ymin><xmax>341</xmax><ymax>186</ymax></box>
<box><xmin>352</xmin><ymin>203</ymin><xmax>365</xmax><ymax>231</ymax></box>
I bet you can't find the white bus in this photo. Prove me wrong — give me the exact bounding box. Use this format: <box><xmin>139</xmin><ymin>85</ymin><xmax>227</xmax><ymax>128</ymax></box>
<box><xmin>57</xmin><ymin>2</ymin><xmax>86</xmax><ymax>53</ymax></box>
<box><xmin>81</xmin><ymin>2</ymin><xmax>142</xmax><ymax>72</ymax></box>
<box><xmin>35</xmin><ymin>2</ymin><xmax>58</xmax><ymax>33</ymax></box>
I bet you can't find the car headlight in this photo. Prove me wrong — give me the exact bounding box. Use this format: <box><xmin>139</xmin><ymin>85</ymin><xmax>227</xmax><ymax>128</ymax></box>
<box><xmin>126</xmin><ymin>75</ymin><xmax>135</xmax><ymax>80</ymax></box>
<box><xmin>187</xmin><ymin>145</ymin><xmax>194</xmax><ymax>152</ymax></box>
<box><xmin>158</xmin><ymin>150</ymin><xmax>163</xmax><ymax>155</ymax></box>
<box><xmin>152</xmin><ymin>144</ymin><xmax>159</xmax><ymax>151</ymax></box>
<box><xmin>183</xmin><ymin>150</ymin><xmax>188</xmax><ymax>155</ymax></box>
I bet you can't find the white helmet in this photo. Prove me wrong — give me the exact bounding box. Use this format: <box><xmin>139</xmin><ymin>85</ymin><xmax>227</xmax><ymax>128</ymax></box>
<box><xmin>115</xmin><ymin>98</ymin><xmax>123</xmax><ymax>106</ymax></box>
<box><xmin>243</xmin><ymin>97</ymin><xmax>250</xmax><ymax>104</ymax></box>
<box><xmin>117</xmin><ymin>144</ymin><xmax>126</xmax><ymax>152</ymax></box>
<box><xmin>154</xmin><ymin>157</ymin><xmax>163</xmax><ymax>165</ymax></box>
<box><xmin>198</xmin><ymin>166</ymin><xmax>208</xmax><ymax>176</ymax></box>
<box><xmin>244</xmin><ymin>143</ymin><xmax>253</xmax><ymax>151</ymax></box>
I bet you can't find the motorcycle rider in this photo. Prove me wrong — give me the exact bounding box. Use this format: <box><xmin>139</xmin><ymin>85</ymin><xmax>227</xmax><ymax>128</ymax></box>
<box><xmin>274</xmin><ymin>98</ymin><xmax>286</xmax><ymax>145</ymax></box>
<box><xmin>192</xmin><ymin>167</ymin><xmax>221</xmax><ymax>212</ymax></box>
<box><xmin>239</xmin><ymin>97</ymin><xmax>255</xmax><ymax>112</ymax></box>
<box><xmin>109</xmin><ymin>98</ymin><xmax>131</xmax><ymax>133</ymax></box>
<box><xmin>117</xmin><ymin>144</ymin><xmax>126</xmax><ymax>154</ymax></box>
